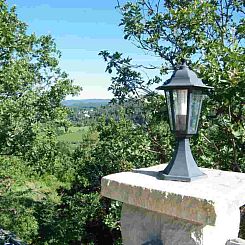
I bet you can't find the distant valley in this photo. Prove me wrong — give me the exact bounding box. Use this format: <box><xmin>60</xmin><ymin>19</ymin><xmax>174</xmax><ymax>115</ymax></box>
<box><xmin>63</xmin><ymin>99</ymin><xmax>110</xmax><ymax>108</ymax></box>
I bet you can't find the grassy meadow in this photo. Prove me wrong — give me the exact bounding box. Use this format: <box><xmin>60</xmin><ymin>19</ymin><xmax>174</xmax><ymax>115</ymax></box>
<box><xmin>57</xmin><ymin>126</ymin><xmax>90</xmax><ymax>149</ymax></box>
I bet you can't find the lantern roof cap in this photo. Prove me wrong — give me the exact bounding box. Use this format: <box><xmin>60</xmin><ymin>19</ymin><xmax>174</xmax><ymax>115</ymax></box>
<box><xmin>157</xmin><ymin>63</ymin><xmax>213</xmax><ymax>90</ymax></box>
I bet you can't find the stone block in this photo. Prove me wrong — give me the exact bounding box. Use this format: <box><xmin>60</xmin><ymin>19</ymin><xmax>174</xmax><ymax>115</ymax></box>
<box><xmin>101</xmin><ymin>164</ymin><xmax>245</xmax><ymax>245</ymax></box>
<box><xmin>226</xmin><ymin>238</ymin><xmax>245</xmax><ymax>245</ymax></box>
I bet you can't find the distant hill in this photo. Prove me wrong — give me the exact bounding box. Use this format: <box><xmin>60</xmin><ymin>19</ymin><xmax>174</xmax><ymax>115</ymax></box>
<box><xmin>63</xmin><ymin>99</ymin><xmax>110</xmax><ymax>108</ymax></box>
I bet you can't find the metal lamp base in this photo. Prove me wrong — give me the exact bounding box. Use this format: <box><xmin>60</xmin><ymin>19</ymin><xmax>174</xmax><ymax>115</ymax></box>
<box><xmin>158</xmin><ymin>138</ymin><xmax>206</xmax><ymax>182</ymax></box>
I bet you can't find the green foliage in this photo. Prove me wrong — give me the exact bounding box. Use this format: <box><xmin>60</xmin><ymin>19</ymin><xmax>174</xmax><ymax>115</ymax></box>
<box><xmin>99</xmin><ymin>50</ymin><xmax>161</xmax><ymax>102</ymax></box>
<box><xmin>117</xmin><ymin>0</ymin><xmax>244</xmax><ymax>67</ymax></box>
<box><xmin>101</xmin><ymin>0</ymin><xmax>244</xmax><ymax>172</ymax></box>
<box><xmin>58</xmin><ymin>109</ymin><xmax>171</xmax><ymax>244</ymax></box>
<box><xmin>98</xmin><ymin>0</ymin><xmax>244</xmax><ymax>241</ymax></box>
<box><xmin>34</xmin><ymin>192</ymin><xmax>103</xmax><ymax>244</ymax></box>
<box><xmin>0</xmin><ymin>0</ymin><xmax>244</xmax><ymax>243</ymax></box>
<box><xmin>0</xmin><ymin>0</ymin><xmax>82</xmax><ymax>243</ymax></box>
<box><xmin>104</xmin><ymin>201</ymin><xmax>122</xmax><ymax>231</ymax></box>
<box><xmin>0</xmin><ymin>0</ymin><xmax>81</xmax><ymax>156</ymax></box>
<box><xmin>0</xmin><ymin>156</ymin><xmax>64</xmax><ymax>243</ymax></box>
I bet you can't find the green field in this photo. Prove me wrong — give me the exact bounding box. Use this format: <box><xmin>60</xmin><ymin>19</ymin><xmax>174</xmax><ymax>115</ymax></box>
<box><xmin>57</xmin><ymin>126</ymin><xmax>89</xmax><ymax>147</ymax></box>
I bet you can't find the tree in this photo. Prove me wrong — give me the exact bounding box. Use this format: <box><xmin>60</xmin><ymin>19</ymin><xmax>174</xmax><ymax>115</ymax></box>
<box><xmin>100</xmin><ymin>0</ymin><xmax>244</xmax><ymax>172</ymax></box>
<box><xmin>67</xmin><ymin>111</ymin><xmax>163</xmax><ymax>244</ymax></box>
<box><xmin>99</xmin><ymin>1</ymin><xmax>244</xmax><ymax>240</ymax></box>
<box><xmin>0</xmin><ymin>0</ymin><xmax>81</xmax><ymax>243</ymax></box>
<box><xmin>0</xmin><ymin>0</ymin><xmax>81</xmax><ymax>157</ymax></box>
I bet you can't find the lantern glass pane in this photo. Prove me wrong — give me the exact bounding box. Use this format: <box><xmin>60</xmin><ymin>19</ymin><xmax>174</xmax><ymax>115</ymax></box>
<box><xmin>173</xmin><ymin>89</ymin><xmax>188</xmax><ymax>132</ymax></box>
<box><xmin>189</xmin><ymin>90</ymin><xmax>203</xmax><ymax>134</ymax></box>
<box><xmin>165</xmin><ymin>91</ymin><xmax>173</xmax><ymax>130</ymax></box>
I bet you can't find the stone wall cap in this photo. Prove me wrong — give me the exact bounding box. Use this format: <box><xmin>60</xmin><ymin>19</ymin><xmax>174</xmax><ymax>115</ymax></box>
<box><xmin>101</xmin><ymin>164</ymin><xmax>245</xmax><ymax>225</ymax></box>
<box><xmin>226</xmin><ymin>238</ymin><xmax>245</xmax><ymax>245</ymax></box>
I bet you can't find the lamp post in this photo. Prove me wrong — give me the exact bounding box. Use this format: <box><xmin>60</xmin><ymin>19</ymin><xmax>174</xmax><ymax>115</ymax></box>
<box><xmin>156</xmin><ymin>62</ymin><xmax>213</xmax><ymax>181</ymax></box>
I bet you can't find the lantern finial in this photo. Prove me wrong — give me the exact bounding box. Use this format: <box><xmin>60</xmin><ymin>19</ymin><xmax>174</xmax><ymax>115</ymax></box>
<box><xmin>180</xmin><ymin>59</ymin><xmax>187</xmax><ymax>68</ymax></box>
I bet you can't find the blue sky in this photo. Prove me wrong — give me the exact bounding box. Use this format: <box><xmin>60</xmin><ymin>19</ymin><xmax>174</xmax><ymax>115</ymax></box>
<box><xmin>7</xmin><ymin>0</ymin><xmax>161</xmax><ymax>99</ymax></box>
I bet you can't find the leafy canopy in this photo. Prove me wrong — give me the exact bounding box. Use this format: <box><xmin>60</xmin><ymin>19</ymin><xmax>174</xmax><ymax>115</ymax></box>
<box><xmin>100</xmin><ymin>0</ymin><xmax>244</xmax><ymax>171</ymax></box>
<box><xmin>0</xmin><ymin>0</ymin><xmax>81</xmax><ymax>156</ymax></box>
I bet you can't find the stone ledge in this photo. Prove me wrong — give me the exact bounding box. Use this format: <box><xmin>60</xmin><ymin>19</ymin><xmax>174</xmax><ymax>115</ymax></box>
<box><xmin>226</xmin><ymin>238</ymin><xmax>245</xmax><ymax>245</ymax></box>
<box><xmin>101</xmin><ymin>164</ymin><xmax>245</xmax><ymax>225</ymax></box>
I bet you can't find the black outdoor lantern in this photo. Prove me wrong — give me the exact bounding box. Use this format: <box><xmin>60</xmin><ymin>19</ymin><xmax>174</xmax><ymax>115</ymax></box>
<box><xmin>156</xmin><ymin>62</ymin><xmax>213</xmax><ymax>181</ymax></box>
